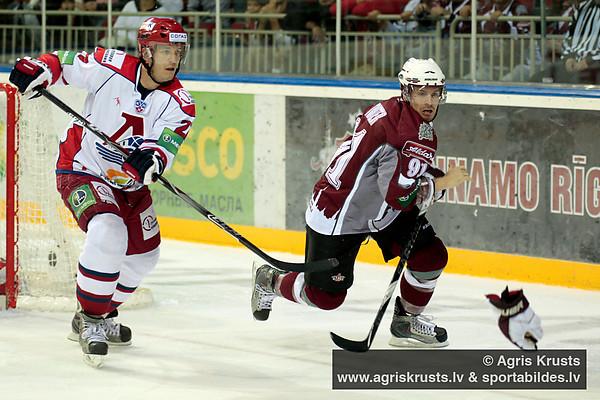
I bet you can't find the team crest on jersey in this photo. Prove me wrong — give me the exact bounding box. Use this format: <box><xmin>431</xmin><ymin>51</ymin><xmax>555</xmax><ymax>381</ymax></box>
<box><xmin>106</xmin><ymin>168</ymin><xmax>134</xmax><ymax>188</ymax></box>
<box><xmin>331</xmin><ymin>273</ymin><xmax>346</xmax><ymax>282</ymax></box>
<box><xmin>418</xmin><ymin>122</ymin><xmax>434</xmax><ymax>141</ymax></box>
<box><xmin>135</xmin><ymin>99</ymin><xmax>147</xmax><ymax>113</ymax></box>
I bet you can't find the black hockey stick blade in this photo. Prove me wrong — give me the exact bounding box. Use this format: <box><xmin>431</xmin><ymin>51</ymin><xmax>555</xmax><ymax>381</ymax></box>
<box><xmin>35</xmin><ymin>88</ymin><xmax>338</xmax><ymax>274</ymax></box>
<box><xmin>330</xmin><ymin>331</ymin><xmax>370</xmax><ymax>353</ymax></box>
<box><xmin>329</xmin><ymin>293</ymin><xmax>391</xmax><ymax>352</ymax></box>
<box><xmin>330</xmin><ymin>217</ymin><xmax>424</xmax><ymax>352</ymax></box>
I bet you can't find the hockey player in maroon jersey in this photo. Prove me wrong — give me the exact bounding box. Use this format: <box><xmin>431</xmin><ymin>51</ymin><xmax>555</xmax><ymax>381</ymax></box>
<box><xmin>9</xmin><ymin>18</ymin><xmax>195</xmax><ymax>366</ymax></box>
<box><xmin>251</xmin><ymin>58</ymin><xmax>470</xmax><ymax>348</ymax></box>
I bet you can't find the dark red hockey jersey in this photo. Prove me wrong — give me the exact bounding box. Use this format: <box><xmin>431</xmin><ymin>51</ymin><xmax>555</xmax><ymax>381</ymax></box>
<box><xmin>306</xmin><ymin>97</ymin><xmax>444</xmax><ymax>235</ymax></box>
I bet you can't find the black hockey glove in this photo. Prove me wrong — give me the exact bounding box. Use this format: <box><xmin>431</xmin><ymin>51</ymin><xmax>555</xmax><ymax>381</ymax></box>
<box><xmin>486</xmin><ymin>287</ymin><xmax>543</xmax><ymax>350</ymax></box>
<box><xmin>122</xmin><ymin>148</ymin><xmax>165</xmax><ymax>185</ymax></box>
<box><xmin>9</xmin><ymin>57</ymin><xmax>52</xmax><ymax>95</ymax></box>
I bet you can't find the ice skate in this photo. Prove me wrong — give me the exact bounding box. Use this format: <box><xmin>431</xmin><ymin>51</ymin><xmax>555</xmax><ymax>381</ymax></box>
<box><xmin>251</xmin><ymin>262</ymin><xmax>280</xmax><ymax>321</ymax></box>
<box><xmin>389</xmin><ymin>297</ymin><xmax>448</xmax><ymax>348</ymax></box>
<box><xmin>78</xmin><ymin>312</ymin><xmax>108</xmax><ymax>368</ymax></box>
<box><xmin>102</xmin><ymin>309</ymin><xmax>132</xmax><ymax>345</ymax></box>
<box><xmin>69</xmin><ymin>309</ymin><xmax>132</xmax><ymax>346</ymax></box>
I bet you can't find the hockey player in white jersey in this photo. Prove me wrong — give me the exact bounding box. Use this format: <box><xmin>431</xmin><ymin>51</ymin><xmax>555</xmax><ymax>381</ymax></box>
<box><xmin>9</xmin><ymin>17</ymin><xmax>196</xmax><ymax>367</ymax></box>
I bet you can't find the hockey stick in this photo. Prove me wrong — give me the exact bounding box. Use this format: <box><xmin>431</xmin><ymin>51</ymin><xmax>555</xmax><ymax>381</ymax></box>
<box><xmin>36</xmin><ymin>87</ymin><xmax>338</xmax><ymax>273</ymax></box>
<box><xmin>330</xmin><ymin>215</ymin><xmax>424</xmax><ymax>352</ymax></box>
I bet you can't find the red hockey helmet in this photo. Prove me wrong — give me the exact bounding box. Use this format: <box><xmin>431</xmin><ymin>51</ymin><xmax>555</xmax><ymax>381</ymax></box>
<box><xmin>137</xmin><ymin>17</ymin><xmax>189</xmax><ymax>66</ymax></box>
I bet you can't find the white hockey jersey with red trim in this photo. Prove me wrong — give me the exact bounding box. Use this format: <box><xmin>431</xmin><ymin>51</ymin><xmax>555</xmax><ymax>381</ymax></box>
<box><xmin>40</xmin><ymin>47</ymin><xmax>196</xmax><ymax>191</ymax></box>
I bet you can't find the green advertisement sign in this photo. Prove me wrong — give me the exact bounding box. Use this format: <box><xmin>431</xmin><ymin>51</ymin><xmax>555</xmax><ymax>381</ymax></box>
<box><xmin>152</xmin><ymin>92</ymin><xmax>254</xmax><ymax>225</ymax></box>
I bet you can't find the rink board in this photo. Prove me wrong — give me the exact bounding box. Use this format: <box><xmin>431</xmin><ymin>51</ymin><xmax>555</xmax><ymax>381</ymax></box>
<box><xmin>0</xmin><ymin>71</ymin><xmax>598</xmax><ymax>290</ymax></box>
<box><xmin>159</xmin><ymin>75</ymin><xmax>600</xmax><ymax>290</ymax></box>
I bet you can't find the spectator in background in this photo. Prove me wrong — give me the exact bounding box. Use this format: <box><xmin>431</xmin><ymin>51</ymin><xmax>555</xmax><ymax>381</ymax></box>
<box><xmin>262</xmin><ymin>0</ymin><xmax>326</xmax><ymax>43</ymax></box>
<box><xmin>411</xmin><ymin>0</ymin><xmax>447</xmax><ymax>31</ymax></box>
<box><xmin>478</xmin><ymin>0</ymin><xmax>531</xmax><ymax>35</ymax></box>
<box><xmin>386</xmin><ymin>0</ymin><xmax>425</xmax><ymax>33</ymax></box>
<box><xmin>441</xmin><ymin>0</ymin><xmax>472</xmax><ymax>35</ymax></box>
<box><xmin>244</xmin><ymin>0</ymin><xmax>265</xmax><ymax>29</ymax></box>
<box><xmin>547</xmin><ymin>0</ymin><xmax>599</xmax><ymax>83</ymax></box>
<box><xmin>326</xmin><ymin>0</ymin><xmax>407</xmax><ymax>31</ymax></box>
<box><xmin>106</xmin><ymin>0</ymin><xmax>166</xmax><ymax>49</ymax></box>
<box><xmin>7</xmin><ymin>0</ymin><xmax>40</xmax><ymax>46</ymax></box>
<box><xmin>79</xmin><ymin>0</ymin><xmax>108</xmax><ymax>27</ymax></box>
<box><xmin>546</xmin><ymin>0</ymin><xmax>575</xmax><ymax>35</ymax></box>
<box><xmin>187</xmin><ymin>0</ymin><xmax>234</xmax><ymax>29</ymax></box>
<box><xmin>161</xmin><ymin>0</ymin><xmax>183</xmax><ymax>10</ymax></box>
<box><xmin>7</xmin><ymin>0</ymin><xmax>40</xmax><ymax>26</ymax></box>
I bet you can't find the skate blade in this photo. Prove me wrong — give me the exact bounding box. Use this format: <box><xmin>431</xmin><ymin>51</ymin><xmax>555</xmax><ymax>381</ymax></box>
<box><xmin>389</xmin><ymin>336</ymin><xmax>449</xmax><ymax>349</ymax></box>
<box><xmin>82</xmin><ymin>353</ymin><xmax>106</xmax><ymax>368</ymax></box>
<box><xmin>67</xmin><ymin>332</ymin><xmax>78</xmax><ymax>342</ymax></box>
<box><xmin>108</xmin><ymin>340</ymin><xmax>132</xmax><ymax>347</ymax></box>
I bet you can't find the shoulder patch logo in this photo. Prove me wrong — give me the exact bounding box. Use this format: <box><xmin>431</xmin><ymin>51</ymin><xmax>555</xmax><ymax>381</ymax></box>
<box><xmin>101</xmin><ymin>49</ymin><xmax>126</xmax><ymax>69</ymax></box>
<box><xmin>418</xmin><ymin>122</ymin><xmax>434</xmax><ymax>141</ymax></box>
<box><xmin>174</xmin><ymin>89</ymin><xmax>194</xmax><ymax>105</ymax></box>
<box><xmin>68</xmin><ymin>184</ymin><xmax>96</xmax><ymax>218</ymax></box>
<box><xmin>158</xmin><ymin>128</ymin><xmax>184</xmax><ymax>156</ymax></box>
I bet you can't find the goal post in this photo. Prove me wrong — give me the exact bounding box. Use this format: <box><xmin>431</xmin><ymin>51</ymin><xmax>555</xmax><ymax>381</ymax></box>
<box><xmin>0</xmin><ymin>83</ymin><xmax>152</xmax><ymax>311</ymax></box>
<box><xmin>1</xmin><ymin>83</ymin><xmax>18</xmax><ymax>309</ymax></box>
<box><xmin>0</xmin><ymin>83</ymin><xmax>86</xmax><ymax>310</ymax></box>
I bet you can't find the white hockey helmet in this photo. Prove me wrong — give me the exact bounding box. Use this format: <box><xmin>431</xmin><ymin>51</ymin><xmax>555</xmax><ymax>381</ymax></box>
<box><xmin>398</xmin><ymin>58</ymin><xmax>447</xmax><ymax>103</ymax></box>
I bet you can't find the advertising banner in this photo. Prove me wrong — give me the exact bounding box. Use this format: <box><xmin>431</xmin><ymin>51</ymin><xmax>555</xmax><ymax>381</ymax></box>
<box><xmin>153</xmin><ymin>92</ymin><xmax>255</xmax><ymax>225</ymax></box>
<box><xmin>286</xmin><ymin>96</ymin><xmax>600</xmax><ymax>263</ymax></box>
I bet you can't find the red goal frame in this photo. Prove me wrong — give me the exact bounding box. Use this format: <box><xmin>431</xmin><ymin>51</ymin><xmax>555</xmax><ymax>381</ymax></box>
<box><xmin>1</xmin><ymin>83</ymin><xmax>19</xmax><ymax>309</ymax></box>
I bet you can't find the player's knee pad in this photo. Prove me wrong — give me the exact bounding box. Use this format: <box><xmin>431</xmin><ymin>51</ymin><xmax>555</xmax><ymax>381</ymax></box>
<box><xmin>121</xmin><ymin>247</ymin><xmax>160</xmax><ymax>284</ymax></box>
<box><xmin>407</xmin><ymin>236</ymin><xmax>448</xmax><ymax>276</ymax></box>
<box><xmin>79</xmin><ymin>213</ymin><xmax>128</xmax><ymax>270</ymax></box>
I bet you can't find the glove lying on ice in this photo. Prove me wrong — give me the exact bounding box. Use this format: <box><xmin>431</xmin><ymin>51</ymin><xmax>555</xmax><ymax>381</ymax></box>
<box><xmin>485</xmin><ymin>287</ymin><xmax>543</xmax><ymax>350</ymax></box>
<box><xmin>122</xmin><ymin>148</ymin><xmax>164</xmax><ymax>185</ymax></box>
<box><xmin>9</xmin><ymin>57</ymin><xmax>52</xmax><ymax>95</ymax></box>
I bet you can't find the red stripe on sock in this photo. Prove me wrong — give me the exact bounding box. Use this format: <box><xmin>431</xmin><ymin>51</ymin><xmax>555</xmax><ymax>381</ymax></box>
<box><xmin>278</xmin><ymin>272</ymin><xmax>299</xmax><ymax>302</ymax></box>
<box><xmin>400</xmin><ymin>275</ymin><xmax>433</xmax><ymax>308</ymax></box>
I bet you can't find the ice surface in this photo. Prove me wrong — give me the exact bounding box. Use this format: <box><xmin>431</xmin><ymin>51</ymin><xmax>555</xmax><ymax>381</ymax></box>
<box><xmin>1</xmin><ymin>239</ymin><xmax>598</xmax><ymax>399</ymax></box>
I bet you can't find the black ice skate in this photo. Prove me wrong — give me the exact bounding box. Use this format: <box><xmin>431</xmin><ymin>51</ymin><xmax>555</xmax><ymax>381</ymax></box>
<box><xmin>251</xmin><ymin>262</ymin><xmax>280</xmax><ymax>321</ymax></box>
<box><xmin>69</xmin><ymin>309</ymin><xmax>132</xmax><ymax>346</ymax></box>
<box><xmin>389</xmin><ymin>296</ymin><xmax>448</xmax><ymax>348</ymax></box>
<box><xmin>78</xmin><ymin>312</ymin><xmax>109</xmax><ymax>368</ymax></box>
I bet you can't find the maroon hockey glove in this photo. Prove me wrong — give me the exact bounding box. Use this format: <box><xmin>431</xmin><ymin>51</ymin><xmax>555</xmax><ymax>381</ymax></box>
<box><xmin>122</xmin><ymin>148</ymin><xmax>164</xmax><ymax>185</ymax></box>
<box><xmin>486</xmin><ymin>287</ymin><xmax>543</xmax><ymax>350</ymax></box>
<box><xmin>9</xmin><ymin>57</ymin><xmax>52</xmax><ymax>94</ymax></box>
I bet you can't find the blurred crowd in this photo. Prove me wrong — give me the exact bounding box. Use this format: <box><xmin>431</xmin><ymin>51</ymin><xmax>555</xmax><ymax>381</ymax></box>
<box><xmin>0</xmin><ymin>0</ymin><xmax>598</xmax><ymax>83</ymax></box>
<box><xmin>0</xmin><ymin>0</ymin><xmax>585</xmax><ymax>36</ymax></box>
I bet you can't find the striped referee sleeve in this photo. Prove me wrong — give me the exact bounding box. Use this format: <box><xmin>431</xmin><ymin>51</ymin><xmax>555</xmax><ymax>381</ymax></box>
<box><xmin>561</xmin><ymin>0</ymin><xmax>600</xmax><ymax>62</ymax></box>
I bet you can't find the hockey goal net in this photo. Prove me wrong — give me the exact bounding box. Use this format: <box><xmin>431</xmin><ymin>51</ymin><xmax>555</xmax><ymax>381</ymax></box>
<box><xmin>0</xmin><ymin>83</ymin><xmax>151</xmax><ymax>311</ymax></box>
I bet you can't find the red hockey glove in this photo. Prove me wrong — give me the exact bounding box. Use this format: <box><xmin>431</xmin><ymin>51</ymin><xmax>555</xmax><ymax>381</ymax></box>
<box><xmin>9</xmin><ymin>57</ymin><xmax>52</xmax><ymax>95</ymax></box>
<box><xmin>122</xmin><ymin>148</ymin><xmax>164</xmax><ymax>185</ymax></box>
<box><xmin>486</xmin><ymin>287</ymin><xmax>543</xmax><ymax>350</ymax></box>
